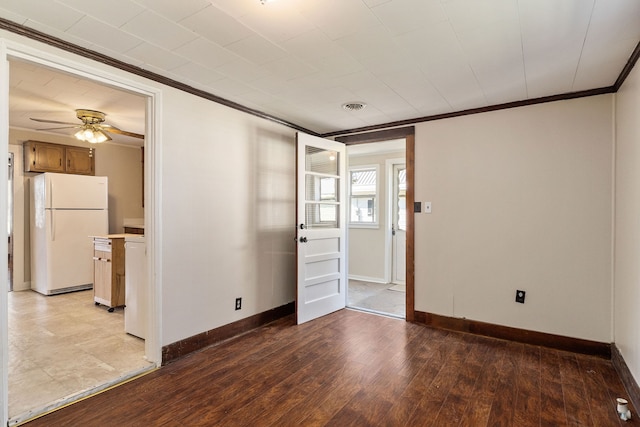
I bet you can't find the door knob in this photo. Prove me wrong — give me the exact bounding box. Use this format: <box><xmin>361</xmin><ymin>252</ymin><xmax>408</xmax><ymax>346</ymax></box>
<box><xmin>299</xmin><ymin>237</ymin><xmax>308</xmax><ymax>243</ymax></box>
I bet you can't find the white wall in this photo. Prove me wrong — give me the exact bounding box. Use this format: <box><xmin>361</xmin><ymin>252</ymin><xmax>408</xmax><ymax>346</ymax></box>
<box><xmin>8</xmin><ymin>129</ymin><xmax>143</xmax><ymax>290</ymax></box>
<box><xmin>160</xmin><ymin>88</ymin><xmax>296</xmax><ymax>346</ymax></box>
<box><xmin>614</xmin><ymin>62</ymin><xmax>640</xmax><ymax>380</ymax></box>
<box><xmin>414</xmin><ymin>95</ymin><xmax>614</xmax><ymax>343</ymax></box>
<box><xmin>347</xmin><ymin>150</ymin><xmax>404</xmax><ymax>282</ymax></box>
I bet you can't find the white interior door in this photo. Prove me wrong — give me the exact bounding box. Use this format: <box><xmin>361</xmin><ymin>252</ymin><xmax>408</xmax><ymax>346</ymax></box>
<box><xmin>296</xmin><ymin>133</ymin><xmax>346</xmax><ymax>324</ymax></box>
<box><xmin>391</xmin><ymin>164</ymin><xmax>406</xmax><ymax>285</ymax></box>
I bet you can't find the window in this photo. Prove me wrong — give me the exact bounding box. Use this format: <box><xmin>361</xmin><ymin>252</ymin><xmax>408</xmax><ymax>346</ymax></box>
<box><xmin>349</xmin><ymin>166</ymin><xmax>379</xmax><ymax>227</ymax></box>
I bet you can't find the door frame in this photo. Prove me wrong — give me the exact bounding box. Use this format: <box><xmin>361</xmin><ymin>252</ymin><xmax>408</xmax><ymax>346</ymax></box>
<box><xmin>336</xmin><ymin>128</ymin><xmax>415</xmax><ymax>321</ymax></box>
<box><xmin>7</xmin><ymin>152</ymin><xmax>12</xmax><ymax>292</ymax></box>
<box><xmin>0</xmin><ymin>39</ymin><xmax>163</xmax><ymax>424</ymax></box>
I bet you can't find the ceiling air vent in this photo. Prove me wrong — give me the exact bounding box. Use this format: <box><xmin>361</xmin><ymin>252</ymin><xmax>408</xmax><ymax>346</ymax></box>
<box><xmin>342</xmin><ymin>102</ymin><xmax>367</xmax><ymax>112</ymax></box>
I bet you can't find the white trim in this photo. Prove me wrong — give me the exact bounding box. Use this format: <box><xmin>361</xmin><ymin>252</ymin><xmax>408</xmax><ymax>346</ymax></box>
<box><xmin>348</xmin><ymin>274</ymin><xmax>388</xmax><ymax>284</ymax></box>
<box><xmin>0</xmin><ymin>38</ymin><xmax>163</xmax><ymax>425</ymax></box>
<box><xmin>0</xmin><ymin>40</ymin><xmax>11</xmax><ymax>426</ymax></box>
<box><xmin>348</xmin><ymin>223</ymin><xmax>379</xmax><ymax>229</ymax></box>
<box><xmin>144</xmin><ymin>88</ymin><xmax>163</xmax><ymax>366</ymax></box>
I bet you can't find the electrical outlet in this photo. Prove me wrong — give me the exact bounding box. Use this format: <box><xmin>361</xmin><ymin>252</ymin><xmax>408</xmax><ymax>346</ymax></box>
<box><xmin>235</xmin><ymin>298</ymin><xmax>242</xmax><ymax>310</ymax></box>
<box><xmin>515</xmin><ymin>290</ymin><xmax>526</xmax><ymax>304</ymax></box>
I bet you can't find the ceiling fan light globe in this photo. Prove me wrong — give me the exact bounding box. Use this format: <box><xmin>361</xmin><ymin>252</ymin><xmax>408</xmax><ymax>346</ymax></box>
<box><xmin>73</xmin><ymin>129</ymin><xmax>86</xmax><ymax>140</ymax></box>
<box><xmin>89</xmin><ymin>129</ymin><xmax>109</xmax><ymax>144</ymax></box>
<box><xmin>82</xmin><ymin>128</ymin><xmax>95</xmax><ymax>140</ymax></box>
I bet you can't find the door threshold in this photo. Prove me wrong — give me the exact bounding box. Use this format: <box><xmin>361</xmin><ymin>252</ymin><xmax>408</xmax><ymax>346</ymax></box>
<box><xmin>9</xmin><ymin>363</ymin><xmax>157</xmax><ymax>427</ymax></box>
<box><xmin>346</xmin><ymin>306</ymin><xmax>405</xmax><ymax>320</ymax></box>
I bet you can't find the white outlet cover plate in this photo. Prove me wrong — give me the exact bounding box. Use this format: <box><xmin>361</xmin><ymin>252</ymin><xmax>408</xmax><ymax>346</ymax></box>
<box><xmin>425</xmin><ymin>202</ymin><xmax>432</xmax><ymax>213</ymax></box>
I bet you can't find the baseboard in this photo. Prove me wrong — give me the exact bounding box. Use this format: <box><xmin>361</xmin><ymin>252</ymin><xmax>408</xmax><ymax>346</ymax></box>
<box><xmin>612</xmin><ymin>344</ymin><xmax>640</xmax><ymax>412</ymax></box>
<box><xmin>348</xmin><ymin>275</ymin><xmax>387</xmax><ymax>284</ymax></box>
<box><xmin>162</xmin><ymin>302</ymin><xmax>295</xmax><ymax>365</ymax></box>
<box><xmin>414</xmin><ymin>311</ymin><xmax>611</xmax><ymax>358</ymax></box>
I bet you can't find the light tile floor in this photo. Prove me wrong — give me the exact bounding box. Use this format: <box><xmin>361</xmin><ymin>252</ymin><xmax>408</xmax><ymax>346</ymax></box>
<box><xmin>8</xmin><ymin>290</ymin><xmax>152</xmax><ymax>422</ymax></box>
<box><xmin>347</xmin><ymin>279</ymin><xmax>406</xmax><ymax>318</ymax></box>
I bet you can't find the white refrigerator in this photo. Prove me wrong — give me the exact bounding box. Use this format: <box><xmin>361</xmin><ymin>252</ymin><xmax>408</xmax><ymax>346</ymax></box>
<box><xmin>30</xmin><ymin>172</ymin><xmax>109</xmax><ymax>295</ymax></box>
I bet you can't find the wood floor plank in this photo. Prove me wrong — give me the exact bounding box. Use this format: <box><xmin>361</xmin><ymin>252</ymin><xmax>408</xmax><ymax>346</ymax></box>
<box><xmin>431</xmin><ymin>336</ymin><xmax>492</xmax><ymax>426</ymax></box>
<box><xmin>405</xmin><ymin>337</ymin><xmax>472</xmax><ymax>424</ymax></box>
<box><xmin>513</xmin><ymin>345</ymin><xmax>541</xmax><ymax>427</ymax></box>
<box><xmin>22</xmin><ymin>309</ymin><xmax>634</xmax><ymax>427</ymax></box>
<box><xmin>575</xmin><ymin>355</ymin><xmax>624</xmax><ymax>427</ymax></box>
<box><xmin>458</xmin><ymin>339</ymin><xmax>508</xmax><ymax>427</ymax></box>
<box><xmin>558</xmin><ymin>352</ymin><xmax>596</xmax><ymax>426</ymax></box>
<box><xmin>484</xmin><ymin>341</ymin><xmax>521</xmax><ymax>426</ymax></box>
<box><xmin>539</xmin><ymin>347</ymin><xmax>569</xmax><ymax>426</ymax></box>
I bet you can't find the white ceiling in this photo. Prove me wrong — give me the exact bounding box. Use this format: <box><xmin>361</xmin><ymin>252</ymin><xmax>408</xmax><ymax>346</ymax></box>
<box><xmin>1</xmin><ymin>0</ymin><xmax>639</xmax><ymax>138</ymax></box>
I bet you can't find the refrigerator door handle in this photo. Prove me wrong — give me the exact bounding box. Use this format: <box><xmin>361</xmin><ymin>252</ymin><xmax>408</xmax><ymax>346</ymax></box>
<box><xmin>50</xmin><ymin>210</ymin><xmax>55</xmax><ymax>241</ymax></box>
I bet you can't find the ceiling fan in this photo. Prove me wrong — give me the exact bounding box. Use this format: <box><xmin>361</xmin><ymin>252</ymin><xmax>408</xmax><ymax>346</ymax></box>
<box><xmin>30</xmin><ymin>109</ymin><xmax>144</xmax><ymax>143</ymax></box>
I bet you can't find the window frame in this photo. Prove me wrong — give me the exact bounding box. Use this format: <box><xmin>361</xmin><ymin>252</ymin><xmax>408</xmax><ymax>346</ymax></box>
<box><xmin>348</xmin><ymin>164</ymin><xmax>380</xmax><ymax>229</ymax></box>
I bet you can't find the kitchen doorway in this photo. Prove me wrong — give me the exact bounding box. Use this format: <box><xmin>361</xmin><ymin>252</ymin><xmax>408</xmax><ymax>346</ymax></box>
<box><xmin>3</xmin><ymin>51</ymin><xmax>161</xmax><ymax>425</ymax></box>
<box><xmin>346</xmin><ymin>140</ymin><xmax>406</xmax><ymax>318</ymax></box>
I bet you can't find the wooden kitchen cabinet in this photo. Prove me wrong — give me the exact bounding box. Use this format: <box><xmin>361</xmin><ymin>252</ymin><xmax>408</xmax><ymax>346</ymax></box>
<box><xmin>24</xmin><ymin>140</ymin><xmax>65</xmax><ymax>173</ymax></box>
<box><xmin>93</xmin><ymin>236</ymin><xmax>126</xmax><ymax>311</ymax></box>
<box><xmin>66</xmin><ymin>145</ymin><xmax>95</xmax><ymax>175</ymax></box>
<box><xmin>24</xmin><ymin>140</ymin><xmax>95</xmax><ymax>175</ymax></box>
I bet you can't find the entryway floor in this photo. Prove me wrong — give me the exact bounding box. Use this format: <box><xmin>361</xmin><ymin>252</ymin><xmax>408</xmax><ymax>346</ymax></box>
<box><xmin>8</xmin><ymin>290</ymin><xmax>152</xmax><ymax>423</ymax></box>
<box><xmin>347</xmin><ymin>279</ymin><xmax>405</xmax><ymax>318</ymax></box>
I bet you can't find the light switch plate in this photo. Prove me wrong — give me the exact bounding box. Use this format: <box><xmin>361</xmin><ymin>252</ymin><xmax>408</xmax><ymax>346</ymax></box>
<box><xmin>425</xmin><ymin>202</ymin><xmax>432</xmax><ymax>213</ymax></box>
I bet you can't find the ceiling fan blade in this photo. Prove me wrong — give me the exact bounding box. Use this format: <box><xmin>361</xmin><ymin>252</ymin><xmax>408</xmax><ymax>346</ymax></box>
<box><xmin>36</xmin><ymin>126</ymin><xmax>79</xmax><ymax>131</ymax></box>
<box><xmin>30</xmin><ymin>118</ymin><xmax>78</xmax><ymax>126</ymax></box>
<box><xmin>102</xmin><ymin>124</ymin><xmax>144</xmax><ymax>139</ymax></box>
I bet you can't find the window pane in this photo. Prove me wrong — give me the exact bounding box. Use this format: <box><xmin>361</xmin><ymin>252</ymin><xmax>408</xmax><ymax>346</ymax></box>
<box><xmin>397</xmin><ymin>196</ymin><xmax>406</xmax><ymax>231</ymax></box>
<box><xmin>306</xmin><ymin>175</ymin><xmax>337</xmax><ymax>202</ymax></box>
<box><xmin>350</xmin><ymin>196</ymin><xmax>375</xmax><ymax>222</ymax></box>
<box><xmin>397</xmin><ymin>167</ymin><xmax>407</xmax><ymax>231</ymax></box>
<box><xmin>305</xmin><ymin>203</ymin><xmax>338</xmax><ymax>229</ymax></box>
<box><xmin>305</xmin><ymin>146</ymin><xmax>338</xmax><ymax>175</ymax></box>
<box><xmin>350</xmin><ymin>170</ymin><xmax>376</xmax><ymax>194</ymax></box>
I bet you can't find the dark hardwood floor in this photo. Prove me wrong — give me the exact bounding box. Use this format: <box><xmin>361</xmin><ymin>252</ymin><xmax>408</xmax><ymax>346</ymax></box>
<box><xmin>25</xmin><ymin>309</ymin><xmax>636</xmax><ymax>426</ymax></box>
